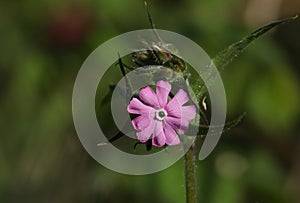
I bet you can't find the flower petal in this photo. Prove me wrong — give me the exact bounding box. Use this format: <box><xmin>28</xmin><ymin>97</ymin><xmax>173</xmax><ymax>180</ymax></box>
<box><xmin>172</xmin><ymin>89</ymin><xmax>189</xmax><ymax>105</ymax></box>
<box><xmin>152</xmin><ymin>132</ymin><xmax>166</xmax><ymax>147</ymax></box>
<box><xmin>166</xmin><ymin>116</ymin><xmax>189</xmax><ymax>134</ymax></box>
<box><xmin>165</xmin><ymin>99</ymin><xmax>181</xmax><ymax>118</ymax></box>
<box><xmin>152</xmin><ymin>132</ymin><xmax>166</xmax><ymax>146</ymax></box>
<box><xmin>156</xmin><ymin>80</ymin><xmax>171</xmax><ymax>108</ymax></box>
<box><xmin>136</xmin><ymin>120</ymin><xmax>155</xmax><ymax>143</ymax></box>
<box><xmin>164</xmin><ymin>123</ymin><xmax>180</xmax><ymax>145</ymax></box>
<box><xmin>139</xmin><ymin>86</ymin><xmax>160</xmax><ymax>108</ymax></box>
<box><xmin>152</xmin><ymin>120</ymin><xmax>166</xmax><ymax>147</ymax></box>
<box><xmin>165</xmin><ymin>89</ymin><xmax>189</xmax><ymax>118</ymax></box>
<box><xmin>132</xmin><ymin>115</ymin><xmax>151</xmax><ymax>131</ymax></box>
<box><xmin>182</xmin><ymin>105</ymin><xmax>196</xmax><ymax>121</ymax></box>
<box><xmin>153</xmin><ymin>120</ymin><xmax>164</xmax><ymax>137</ymax></box>
<box><xmin>127</xmin><ymin>98</ymin><xmax>153</xmax><ymax>115</ymax></box>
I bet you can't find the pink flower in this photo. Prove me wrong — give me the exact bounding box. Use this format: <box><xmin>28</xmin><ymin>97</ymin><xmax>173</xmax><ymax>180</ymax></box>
<box><xmin>127</xmin><ymin>80</ymin><xmax>196</xmax><ymax>147</ymax></box>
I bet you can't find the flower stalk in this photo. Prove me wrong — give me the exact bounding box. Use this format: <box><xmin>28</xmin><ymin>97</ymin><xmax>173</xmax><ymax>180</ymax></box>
<box><xmin>184</xmin><ymin>144</ymin><xmax>197</xmax><ymax>203</ymax></box>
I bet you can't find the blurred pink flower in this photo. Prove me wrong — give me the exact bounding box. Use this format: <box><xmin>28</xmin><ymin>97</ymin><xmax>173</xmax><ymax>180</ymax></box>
<box><xmin>127</xmin><ymin>80</ymin><xmax>196</xmax><ymax>147</ymax></box>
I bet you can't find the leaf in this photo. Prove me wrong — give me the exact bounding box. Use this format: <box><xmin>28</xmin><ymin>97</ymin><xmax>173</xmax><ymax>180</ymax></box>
<box><xmin>191</xmin><ymin>15</ymin><xmax>298</xmax><ymax>99</ymax></box>
<box><xmin>212</xmin><ymin>15</ymin><xmax>298</xmax><ymax>71</ymax></box>
<box><xmin>187</xmin><ymin>113</ymin><xmax>246</xmax><ymax>136</ymax></box>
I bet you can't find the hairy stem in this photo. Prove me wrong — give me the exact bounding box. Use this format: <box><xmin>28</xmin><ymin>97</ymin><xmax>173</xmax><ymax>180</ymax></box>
<box><xmin>184</xmin><ymin>144</ymin><xmax>197</xmax><ymax>203</ymax></box>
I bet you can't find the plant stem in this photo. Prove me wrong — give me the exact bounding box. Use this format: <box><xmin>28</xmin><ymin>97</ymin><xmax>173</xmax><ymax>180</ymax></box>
<box><xmin>184</xmin><ymin>144</ymin><xmax>197</xmax><ymax>203</ymax></box>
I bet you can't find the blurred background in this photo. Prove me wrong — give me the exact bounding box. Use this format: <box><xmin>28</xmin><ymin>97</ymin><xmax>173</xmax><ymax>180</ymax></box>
<box><xmin>1</xmin><ymin>0</ymin><xmax>300</xmax><ymax>202</ymax></box>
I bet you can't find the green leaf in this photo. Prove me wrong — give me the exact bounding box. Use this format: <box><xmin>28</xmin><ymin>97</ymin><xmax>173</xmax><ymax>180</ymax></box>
<box><xmin>191</xmin><ymin>15</ymin><xmax>298</xmax><ymax>99</ymax></box>
<box><xmin>212</xmin><ymin>15</ymin><xmax>298</xmax><ymax>71</ymax></box>
<box><xmin>187</xmin><ymin>113</ymin><xmax>246</xmax><ymax>136</ymax></box>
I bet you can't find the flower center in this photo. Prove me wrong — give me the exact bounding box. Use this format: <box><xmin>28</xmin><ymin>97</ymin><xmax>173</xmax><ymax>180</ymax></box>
<box><xmin>155</xmin><ymin>109</ymin><xmax>167</xmax><ymax>121</ymax></box>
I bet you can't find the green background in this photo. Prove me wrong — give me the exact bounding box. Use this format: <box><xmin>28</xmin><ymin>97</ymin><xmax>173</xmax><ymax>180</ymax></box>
<box><xmin>1</xmin><ymin>0</ymin><xmax>300</xmax><ymax>202</ymax></box>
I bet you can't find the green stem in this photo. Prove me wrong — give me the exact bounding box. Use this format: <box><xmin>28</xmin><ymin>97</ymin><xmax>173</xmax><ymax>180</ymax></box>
<box><xmin>184</xmin><ymin>144</ymin><xmax>197</xmax><ymax>203</ymax></box>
